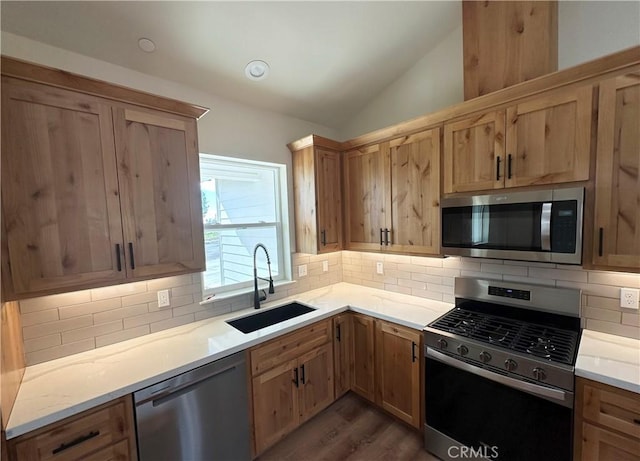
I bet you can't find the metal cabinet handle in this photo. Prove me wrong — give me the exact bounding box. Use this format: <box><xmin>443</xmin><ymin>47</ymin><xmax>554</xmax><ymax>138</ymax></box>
<box><xmin>412</xmin><ymin>341</ymin><xmax>417</xmax><ymax>363</ymax></box>
<box><xmin>384</xmin><ymin>228</ymin><xmax>391</xmax><ymax>246</ymax></box>
<box><xmin>292</xmin><ymin>367</ymin><xmax>299</xmax><ymax>388</ymax></box>
<box><xmin>52</xmin><ymin>430</ymin><xmax>100</xmax><ymax>455</ymax></box>
<box><xmin>115</xmin><ymin>244</ymin><xmax>122</xmax><ymax>272</ymax></box>
<box><xmin>300</xmin><ymin>364</ymin><xmax>306</xmax><ymax>384</ymax></box>
<box><xmin>496</xmin><ymin>156</ymin><xmax>501</xmax><ymax>181</ymax></box>
<box><xmin>508</xmin><ymin>154</ymin><xmax>513</xmax><ymax>179</ymax></box>
<box><xmin>598</xmin><ymin>228</ymin><xmax>604</xmax><ymax>257</ymax></box>
<box><xmin>380</xmin><ymin>228</ymin><xmax>384</xmax><ymax>246</ymax></box>
<box><xmin>321</xmin><ymin>230</ymin><xmax>326</xmax><ymax>246</ymax></box>
<box><xmin>336</xmin><ymin>324</ymin><xmax>341</xmax><ymax>342</ymax></box>
<box><xmin>633</xmin><ymin>418</ymin><xmax>640</xmax><ymax>425</ymax></box>
<box><xmin>128</xmin><ymin>242</ymin><xmax>135</xmax><ymax>270</ymax></box>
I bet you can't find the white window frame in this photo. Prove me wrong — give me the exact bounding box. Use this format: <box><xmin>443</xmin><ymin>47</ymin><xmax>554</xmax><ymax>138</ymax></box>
<box><xmin>199</xmin><ymin>154</ymin><xmax>291</xmax><ymax>298</ymax></box>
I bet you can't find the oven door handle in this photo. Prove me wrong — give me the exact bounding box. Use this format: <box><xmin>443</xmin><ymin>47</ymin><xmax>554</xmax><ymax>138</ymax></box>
<box><xmin>541</xmin><ymin>202</ymin><xmax>552</xmax><ymax>251</ymax></box>
<box><xmin>427</xmin><ymin>348</ymin><xmax>572</xmax><ymax>408</ymax></box>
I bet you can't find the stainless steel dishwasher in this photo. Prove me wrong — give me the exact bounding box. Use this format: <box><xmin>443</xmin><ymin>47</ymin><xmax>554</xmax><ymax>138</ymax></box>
<box><xmin>134</xmin><ymin>351</ymin><xmax>251</xmax><ymax>461</ymax></box>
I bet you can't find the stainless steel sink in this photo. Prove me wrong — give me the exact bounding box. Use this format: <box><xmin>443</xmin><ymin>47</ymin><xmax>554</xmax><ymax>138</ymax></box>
<box><xmin>226</xmin><ymin>302</ymin><xmax>316</xmax><ymax>334</ymax></box>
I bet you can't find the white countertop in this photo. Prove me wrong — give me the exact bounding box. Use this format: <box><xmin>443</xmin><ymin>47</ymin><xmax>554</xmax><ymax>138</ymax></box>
<box><xmin>6</xmin><ymin>282</ymin><xmax>451</xmax><ymax>439</ymax></box>
<box><xmin>575</xmin><ymin>329</ymin><xmax>640</xmax><ymax>394</ymax></box>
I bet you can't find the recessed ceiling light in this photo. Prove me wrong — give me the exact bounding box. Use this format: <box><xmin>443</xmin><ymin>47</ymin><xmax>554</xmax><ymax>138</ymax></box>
<box><xmin>138</xmin><ymin>38</ymin><xmax>156</xmax><ymax>53</ymax></box>
<box><xmin>245</xmin><ymin>60</ymin><xmax>270</xmax><ymax>81</ymax></box>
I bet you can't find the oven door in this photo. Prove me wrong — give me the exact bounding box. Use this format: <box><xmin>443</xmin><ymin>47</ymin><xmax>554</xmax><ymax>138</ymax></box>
<box><xmin>425</xmin><ymin>348</ymin><xmax>573</xmax><ymax>461</ymax></box>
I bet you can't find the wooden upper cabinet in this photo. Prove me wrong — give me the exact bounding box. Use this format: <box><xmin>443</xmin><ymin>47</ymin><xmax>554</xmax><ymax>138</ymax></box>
<box><xmin>444</xmin><ymin>85</ymin><xmax>592</xmax><ymax>194</ymax></box>
<box><xmin>389</xmin><ymin>128</ymin><xmax>441</xmax><ymax>255</ymax></box>
<box><xmin>290</xmin><ymin>138</ymin><xmax>343</xmax><ymax>255</ymax></box>
<box><xmin>592</xmin><ymin>73</ymin><xmax>640</xmax><ymax>271</ymax></box>
<box><xmin>1</xmin><ymin>78</ymin><xmax>126</xmax><ymax>297</ymax></box>
<box><xmin>343</xmin><ymin>143</ymin><xmax>390</xmax><ymax>251</ymax></box>
<box><xmin>443</xmin><ymin>110</ymin><xmax>505</xmax><ymax>194</ymax></box>
<box><xmin>345</xmin><ymin>128</ymin><xmax>441</xmax><ymax>255</ymax></box>
<box><xmin>112</xmin><ymin>107</ymin><xmax>204</xmax><ymax>278</ymax></box>
<box><xmin>1</xmin><ymin>67</ymin><xmax>207</xmax><ymax>300</ymax></box>
<box><xmin>505</xmin><ymin>85</ymin><xmax>592</xmax><ymax>187</ymax></box>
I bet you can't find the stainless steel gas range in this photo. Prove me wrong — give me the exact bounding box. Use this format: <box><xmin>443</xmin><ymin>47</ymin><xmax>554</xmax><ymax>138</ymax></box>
<box><xmin>424</xmin><ymin>277</ymin><xmax>582</xmax><ymax>461</ymax></box>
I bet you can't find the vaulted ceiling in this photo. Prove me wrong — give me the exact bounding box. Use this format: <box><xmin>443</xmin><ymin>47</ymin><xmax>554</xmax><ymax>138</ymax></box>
<box><xmin>1</xmin><ymin>1</ymin><xmax>461</xmax><ymax>128</ymax></box>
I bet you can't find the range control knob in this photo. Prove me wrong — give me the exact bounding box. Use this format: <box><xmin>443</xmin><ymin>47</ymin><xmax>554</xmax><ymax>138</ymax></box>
<box><xmin>533</xmin><ymin>367</ymin><xmax>547</xmax><ymax>381</ymax></box>
<box><xmin>504</xmin><ymin>359</ymin><xmax>518</xmax><ymax>372</ymax></box>
<box><xmin>437</xmin><ymin>338</ymin><xmax>448</xmax><ymax>350</ymax></box>
<box><xmin>456</xmin><ymin>345</ymin><xmax>469</xmax><ymax>356</ymax></box>
<box><xmin>479</xmin><ymin>351</ymin><xmax>492</xmax><ymax>363</ymax></box>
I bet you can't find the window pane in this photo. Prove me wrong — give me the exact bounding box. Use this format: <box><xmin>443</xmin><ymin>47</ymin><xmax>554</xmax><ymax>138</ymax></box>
<box><xmin>201</xmin><ymin>162</ymin><xmax>277</xmax><ymax>225</ymax></box>
<box><xmin>203</xmin><ymin>226</ymin><xmax>280</xmax><ymax>291</ymax></box>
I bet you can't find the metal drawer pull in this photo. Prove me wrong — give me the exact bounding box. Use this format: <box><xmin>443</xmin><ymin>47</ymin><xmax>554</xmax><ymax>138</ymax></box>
<box><xmin>128</xmin><ymin>242</ymin><xmax>135</xmax><ymax>270</ymax></box>
<box><xmin>115</xmin><ymin>244</ymin><xmax>122</xmax><ymax>272</ymax></box>
<box><xmin>336</xmin><ymin>324</ymin><xmax>341</xmax><ymax>342</ymax></box>
<box><xmin>292</xmin><ymin>367</ymin><xmax>299</xmax><ymax>387</ymax></box>
<box><xmin>300</xmin><ymin>364</ymin><xmax>306</xmax><ymax>384</ymax></box>
<box><xmin>52</xmin><ymin>430</ymin><xmax>100</xmax><ymax>455</ymax></box>
<box><xmin>412</xmin><ymin>341</ymin><xmax>417</xmax><ymax>363</ymax></box>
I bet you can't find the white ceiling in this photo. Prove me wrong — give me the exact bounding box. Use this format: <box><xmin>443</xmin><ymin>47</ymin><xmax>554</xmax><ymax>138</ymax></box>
<box><xmin>0</xmin><ymin>1</ymin><xmax>461</xmax><ymax>128</ymax></box>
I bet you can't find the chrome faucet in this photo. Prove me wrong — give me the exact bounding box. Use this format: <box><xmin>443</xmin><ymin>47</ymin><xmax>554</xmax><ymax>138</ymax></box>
<box><xmin>253</xmin><ymin>243</ymin><xmax>274</xmax><ymax>309</ymax></box>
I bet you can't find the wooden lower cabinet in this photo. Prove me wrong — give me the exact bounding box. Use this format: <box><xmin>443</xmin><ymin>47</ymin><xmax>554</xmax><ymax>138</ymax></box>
<box><xmin>375</xmin><ymin>320</ymin><xmax>422</xmax><ymax>429</ymax></box>
<box><xmin>333</xmin><ymin>313</ymin><xmax>352</xmax><ymax>398</ymax></box>
<box><xmin>250</xmin><ymin>320</ymin><xmax>334</xmax><ymax>455</ymax></box>
<box><xmin>351</xmin><ymin>313</ymin><xmax>375</xmax><ymax>402</ymax></box>
<box><xmin>574</xmin><ymin>377</ymin><xmax>640</xmax><ymax>461</ymax></box>
<box><xmin>7</xmin><ymin>396</ymin><xmax>136</xmax><ymax>461</ymax></box>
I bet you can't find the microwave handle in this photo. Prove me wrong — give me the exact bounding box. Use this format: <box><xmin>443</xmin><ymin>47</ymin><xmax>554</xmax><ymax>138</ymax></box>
<box><xmin>541</xmin><ymin>203</ymin><xmax>552</xmax><ymax>251</ymax></box>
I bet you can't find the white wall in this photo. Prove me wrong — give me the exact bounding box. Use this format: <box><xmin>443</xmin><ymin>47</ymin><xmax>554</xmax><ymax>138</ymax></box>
<box><xmin>341</xmin><ymin>1</ymin><xmax>640</xmax><ymax>140</ymax></box>
<box><xmin>559</xmin><ymin>0</ymin><xmax>640</xmax><ymax>69</ymax></box>
<box><xmin>339</xmin><ymin>26</ymin><xmax>463</xmax><ymax>140</ymax></box>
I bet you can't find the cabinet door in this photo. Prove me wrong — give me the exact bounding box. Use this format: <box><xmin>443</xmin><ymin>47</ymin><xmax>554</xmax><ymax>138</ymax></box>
<box><xmin>375</xmin><ymin>320</ymin><xmax>421</xmax><ymax>428</ymax></box>
<box><xmin>592</xmin><ymin>74</ymin><xmax>640</xmax><ymax>270</ymax></box>
<box><xmin>252</xmin><ymin>359</ymin><xmax>299</xmax><ymax>454</ymax></box>
<box><xmin>1</xmin><ymin>78</ymin><xmax>125</xmax><ymax>297</ymax></box>
<box><xmin>505</xmin><ymin>85</ymin><xmax>592</xmax><ymax>187</ymax></box>
<box><xmin>333</xmin><ymin>314</ymin><xmax>352</xmax><ymax>398</ymax></box>
<box><xmin>389</xmin><ymin>128</ymin><xmax>441</xmax><ymax>255</ymax></box>
<box><xmin>343</xmin><ymin>144</ymin><xmax>391</xmax><ymax>251</ymax></box>
<box><xmin>298</xmin><ymin>343</ymin><xmax>334</xmax><ymax>423</ymax></box>
<box><xmin>581</xmin><ymin>423</ymin><xmax>640</xmax><ymax>461</ymax></box>
<box><xmin>112</xmin><ymin>107</ymin><xmax>205</xmax><ymax>279</ymax></box>
<box><xmin>351</xmin><ymin>313</ymin><xmax>375</xmax><ymax>402</ymax></box>
<box><xmin>443</xmin><ymin>110</ymin><xmax>505</xmax><ymax>193</ymax></box>
<box><xmin>316</xmin><ymin>149</ymin><xmax>343</xmax><ymax>253</ymax></box>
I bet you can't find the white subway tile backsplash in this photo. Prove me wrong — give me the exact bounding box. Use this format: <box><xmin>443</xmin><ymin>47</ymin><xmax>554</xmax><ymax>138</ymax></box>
<box><xmin>15</xmin><ymin>250</ymin><xmax>638</xmax><ymax>365</ymax></box>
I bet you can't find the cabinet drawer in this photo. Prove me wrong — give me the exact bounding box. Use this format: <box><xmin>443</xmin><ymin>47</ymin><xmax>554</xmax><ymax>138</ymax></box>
<box><xmin>582</xmin><ymin>379</ymin><xmax>640</xmax><ymax>440</ymax></box>
<box><xmin>250</xmin><ymin>319</ymin><xmax>331</xmax><ymax>376</ymax></box>
<box><xmin>11</xmin><ymin>397</ymin><xmax>133</xmax><ymax>461</ymax></box>
<box><xmin>581</xmin><ymin>422</ymin><xmax>640</xmax><ymax>461</ymax></box>
<box><xmin>82</xmin><ymin>440</ymin><xmax>130</xmax><ymax>461</ymax></box>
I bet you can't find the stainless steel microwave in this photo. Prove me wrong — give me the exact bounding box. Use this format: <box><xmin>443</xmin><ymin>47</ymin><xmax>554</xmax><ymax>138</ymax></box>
<box><xmin>441</xmin><ymin>187</ymin><xmax>584</xmax><ymax>264</ymax></box>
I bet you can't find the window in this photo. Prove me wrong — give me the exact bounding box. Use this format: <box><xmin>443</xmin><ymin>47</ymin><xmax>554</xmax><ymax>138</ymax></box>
<box><xmin>199</xmin><ymin>154</ymin><xmax>289</xmax><ymax>296</ymax></box>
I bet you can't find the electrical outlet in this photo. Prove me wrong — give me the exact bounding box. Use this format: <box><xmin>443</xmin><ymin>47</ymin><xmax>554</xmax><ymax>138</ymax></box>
<box><xmin>620</xmin><ymin>288</ymin><xmax>640</xmax><ymax>309</ymax></box>
<box><xmin>376</xmin><ymin>262</ymin><xmax>384</xmax><ymax>275</ymax></box>
<box><xmin>157</xmin><ymin>289</ymin><xmax>170</xmax><ymax>308</ymax></box>
<box><xmin>322</xmin><ymin>260</ymin><xmax>329</xmax><ymax>272</ymax></box>
<box><xmin>298</xmin><ymin>264</ymin><xmax>308</xmax><ymax>277</ymax></box>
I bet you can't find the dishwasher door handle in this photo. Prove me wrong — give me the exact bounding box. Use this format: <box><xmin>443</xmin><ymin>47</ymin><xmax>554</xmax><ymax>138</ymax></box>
<box><xmin>140</xmin><ymin>365</ymin><xmax>237</xmax><ymax>407</ymax></box>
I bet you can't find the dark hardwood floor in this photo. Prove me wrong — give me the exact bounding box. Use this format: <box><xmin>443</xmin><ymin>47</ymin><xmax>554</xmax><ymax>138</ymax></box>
<box><xmin>257</xmin><ymin>393</ymin><xmax>439</xmax><ymax>461</ymax></box>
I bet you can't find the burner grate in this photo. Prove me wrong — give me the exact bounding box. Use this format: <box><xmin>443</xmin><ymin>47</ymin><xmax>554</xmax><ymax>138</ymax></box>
<box><xmin>429</xmin><ymin>308</ymin><xmax>579</xmax><ymax>366</ymax></box>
